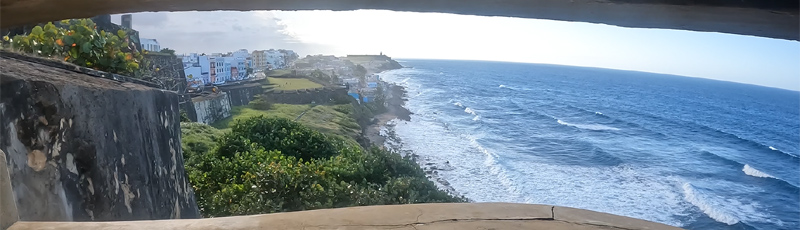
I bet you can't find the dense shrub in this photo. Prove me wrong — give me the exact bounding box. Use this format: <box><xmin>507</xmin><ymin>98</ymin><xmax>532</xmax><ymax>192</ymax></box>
<box><xmin>250</xmin><ymin>95</ymin><xmax>273</xmax><ymax>110</ymax></box>
<box><xmin>180</xmin><ymin>122</ymin><xmax>223</xmax><ymax>164</ymax></box>
<box><xmin>182</xmin><ymin>116</ymin><xmax>464</xmax><ymax>217</ymax></box>
<box><xmin>3</xmin><ymin>19</ymin><xmax>143</xmax><ymax>76</ymax></box>
<box><xmin>216</xmin><ymin>117</ymin><xmax>340</xmax><ymax>161</ymax></box>
<box><xmin>180</xmin><ymin>110</ymin><xmax>191</xmax><ymax>122</ymax></box>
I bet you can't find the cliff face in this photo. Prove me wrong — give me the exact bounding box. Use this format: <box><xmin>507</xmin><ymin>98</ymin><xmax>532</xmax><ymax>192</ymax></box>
<box><xmin>0</xmin><ymin>55</ymin><xmax>199</xmax><ymax>221</ymax></box>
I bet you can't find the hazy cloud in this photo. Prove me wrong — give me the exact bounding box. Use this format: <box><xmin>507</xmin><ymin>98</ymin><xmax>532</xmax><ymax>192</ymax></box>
<box><xmin>112</xmin><ymin>11</ymin><xmax>334</xmax><ymax>55</ymax></box>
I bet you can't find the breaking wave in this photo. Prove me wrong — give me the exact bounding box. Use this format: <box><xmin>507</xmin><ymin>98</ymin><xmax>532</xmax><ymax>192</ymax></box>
<box><xmin>743</xmin><ymin>164</ymin><xmax>775</xmax><ymax>179</ymax></box>
<box><xmin>465</xmin><ymin>107</ymin><xmax>477</xmax><ymax>116</ymax></box>
<box><xmin>557</xmin><ymin>119</ymin><xmax>620</xmax><ymax>131</ymax></box>
<box><xmin>682</xmin><ymin>183</ymin><xmax>740</xmax><ymax>225</ymax></box>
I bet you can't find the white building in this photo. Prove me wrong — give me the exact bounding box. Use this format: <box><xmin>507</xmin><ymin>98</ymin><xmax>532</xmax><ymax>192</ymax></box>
<box><xmin>182</xmin><ymin>49</ymin><xmax>257</xmax><ymax>85</ymax></box>
<box><xmin>184</xmin><ymin>66</ymin><xmax>202</xmax><ymax>83</ymax></box>
<box><xmin>233</xmin><ymin>49</ymin><xmax>249</xmax><ymax>59</ymax></box>
<box><xmin>140</xmin><ymin>38</ymin><xmax>161</xmax><ymax>52</ymax></box>
<box><xmin>235</xmin><ymin>57</ymin><xmax>247</xmax><ymax>80</ymax></box>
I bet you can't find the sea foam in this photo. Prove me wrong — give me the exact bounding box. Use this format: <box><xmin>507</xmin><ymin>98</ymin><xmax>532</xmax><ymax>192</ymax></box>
<box><xmin>464</xmin><ymin>107</ymin><xmax>477</xmax><ymax>116</ymax></box>
<box><xmin>557</xmin><ymin>119</ymin><xmax>620</xmax><ymax>131</ymax></box>
<box><xmin>682</xmin><ymin>183</ymin><xmax>740</xmax><ymax>225</ymax></box>
<box><xmin>742</xmin><ymin>164</ymin><xmax>775</xmax><ymax>179</ymax></box>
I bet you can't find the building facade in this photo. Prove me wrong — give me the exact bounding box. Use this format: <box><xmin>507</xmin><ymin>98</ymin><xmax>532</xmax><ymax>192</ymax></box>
<box><xmin>140</xmin><ymin>38</ymin><xmax>161</xmax><ymax>52</ymax></box>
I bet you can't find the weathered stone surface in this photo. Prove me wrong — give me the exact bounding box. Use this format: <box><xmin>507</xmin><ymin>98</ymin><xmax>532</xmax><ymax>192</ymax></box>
<box><xmin>142</xmin><ymin>53</ymin><xmax>188</xmax><ymax>92</ymax></box>
<box><xmin>0</xmin><ymin>0</ymin><xmax>797</xmax><ymax>40</ymax></box>
<box><xmin>7</xmin><ymin>203</ymin><xmax>683</xmax><ymax>230</ymax></box>
<box><xmin>554</xmin><ymin>206</ymin><xmax>683</xmax><ymax>230</ymax></box>
<box><xmin>191</xmin><ymin>92</ymin><xmax>232</xmax><ymax>124</ymax></box>
<box><xmin>1</xmin><ymin>150</ymin><xmax>20</xmax><ymax>230</ymax></box>
<box><xmin>0</xmin><ymin>55</ymin><xmax>199</xmax><ymax>221</ymax></box>
<box><xmin>218</xmin><ymin>82</ymin><xmax>265</xmax><ymax>107</ymax></box>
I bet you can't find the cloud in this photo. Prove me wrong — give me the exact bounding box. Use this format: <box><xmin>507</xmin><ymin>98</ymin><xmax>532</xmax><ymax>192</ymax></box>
<box><xmin>112</xmin><ymin>11</ymin><xmax>334</xmax><ymax>55</ymax></box>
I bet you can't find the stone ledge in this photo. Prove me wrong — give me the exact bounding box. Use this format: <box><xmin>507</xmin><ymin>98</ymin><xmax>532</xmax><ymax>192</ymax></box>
<box><xmin>7</xmin><ymin>203</ymin><xmax>685</xmax><ymax>230</ymax></box>
<box><xmin>0</xmin><ymin>51</ymin><xmax>162</xmax><ymax>89</ymax></box>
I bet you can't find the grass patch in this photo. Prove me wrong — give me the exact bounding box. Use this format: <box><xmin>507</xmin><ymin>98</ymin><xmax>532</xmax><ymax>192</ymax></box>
<box><xmin>180</xmin><ymin>122</ymin><xmax>225</xmax><ymax>161</ymax></box>
<box><xmin>211</xmin><ymin>104</ymin><xmax>310</xmax><ymax>130</ymax></box>
<box><xmin>296</xmin><ymin>105</ymin><xmax>361</xmax><ymax>139</ymax></box>
<box><xmin>212</xmin><ymin>103</ymin><xmax>361</xmax><ymax>139</ymax></box>
<box><xmin>268</xmin><ymin>77</ymin><xmax>323</xmax><ymax>90</ymax></box>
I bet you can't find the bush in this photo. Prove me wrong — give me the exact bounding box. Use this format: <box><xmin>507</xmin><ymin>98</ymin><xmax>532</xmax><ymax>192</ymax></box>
<box><xmin>217</xmin><ymin>116</ymin><xmax>340</xmax><ymax>161</ymax></box>
<box><xmin>180</xmin><ymin>110</ymin><xmax>191</xmax><ymax>122</ymax></box>
<box><xmin>182</xmin><ymin>116</ymin><xmax>465</xmax><ymax>217</ymax></box>
<box><xmin>250</xmin><ymin>95</ymin><xmax>273</xmax><ymax>110</ymax></box>
<box><xmin>4</xmin><ymin>19</ymin><xmax>143</xmax><ymax>76</ymax></box>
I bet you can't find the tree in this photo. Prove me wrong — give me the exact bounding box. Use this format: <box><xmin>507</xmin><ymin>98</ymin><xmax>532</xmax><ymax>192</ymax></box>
<box><xmin>354</xmin><ymin>64</ymin><xmax>367</xmax><ymax>77</ymax></box>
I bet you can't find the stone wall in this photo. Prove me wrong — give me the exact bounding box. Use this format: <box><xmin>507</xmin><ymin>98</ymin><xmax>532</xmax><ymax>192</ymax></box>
<box><xmin>142</xmin><ymin>53</ymin><xmax>187</xmax><ymax>93</ymax></box>
<box><xmin>178</xmin><ymin>98</ymin><xmax>198</xmax><ymax>122</ymax></box>
<box><xmin>192</xmin><ymin>93</ymin><xmax>231</xmax><ymax>125</ymax></box>
<box><xmin>265</xmin><ymin>87</ymin><xmax>348</xmax><ymax>105</ymax></box>
<box><xmin>218</xmin><ymin>83</ymin><xmax>264</xmax><ymax>107</ymax></box>
<box><xmin>0</xmin><ymin>56</ymin><xmax>199</xmax><ymax>221</ymax></box>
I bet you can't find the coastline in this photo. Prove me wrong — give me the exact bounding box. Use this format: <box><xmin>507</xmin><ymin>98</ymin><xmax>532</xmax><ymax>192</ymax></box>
<box><xmin>365</xmin><ymin>83</ymin><xmax>410</xmax><ymax>147</ymax></box>
<box><xmin>364</xmin><ymin>80</ymin><xmax>467</xmax><ymax>200</ymax></box>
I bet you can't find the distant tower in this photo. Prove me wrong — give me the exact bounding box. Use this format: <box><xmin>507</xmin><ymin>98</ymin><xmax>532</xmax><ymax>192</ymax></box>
<box><xmin>121</xmin><ymin>14</ymin><xmax>132</xmax><ymax>29</ymax></box>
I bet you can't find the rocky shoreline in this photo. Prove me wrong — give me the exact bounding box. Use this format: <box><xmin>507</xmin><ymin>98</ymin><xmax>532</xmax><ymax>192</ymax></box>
<box><xmin>364</xmin><ymin>82</ymin><xmax>467</xmax><ymax>200</ymax></box>
<box><xmin>364</xmin><ymin>84</ymin><xmax>410</xmax><ymax>146</ymax></box>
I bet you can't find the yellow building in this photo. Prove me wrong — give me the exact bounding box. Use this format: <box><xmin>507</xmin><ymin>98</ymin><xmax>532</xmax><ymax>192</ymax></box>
<box><xmin>251</xmin><ymin>50</ymin><xmax>267</xmax><ymax>70</ymax></box>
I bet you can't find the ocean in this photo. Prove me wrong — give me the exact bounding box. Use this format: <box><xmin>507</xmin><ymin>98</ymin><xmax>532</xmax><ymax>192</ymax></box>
<box><xmin>378</xmin><ymin>59</ymin><xmax>800</xmax><ymax>230</ymax></box>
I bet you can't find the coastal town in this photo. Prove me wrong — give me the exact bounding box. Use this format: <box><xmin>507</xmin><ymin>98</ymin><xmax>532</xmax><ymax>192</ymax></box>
<box><xmin>176</xmin><ymin>47</ymin><xmax>398</xmax><ymax>106</ymax></box>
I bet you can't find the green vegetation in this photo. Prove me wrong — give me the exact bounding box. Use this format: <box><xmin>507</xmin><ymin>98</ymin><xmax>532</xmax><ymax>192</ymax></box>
<box><xmin>268</xmin><ymin>77</ymin><xmax>323</xmax><ymax>90</ymax></box>
<box><xmin>180</xmin><ymin>122</ymin><xmax>225</xmax><ymax>164</ymax></box>
<box><xmin>2</xmin><ymin>19</ymin><xmax>143</xmax><ymax>76</ymax></box>
<box><xmin>159</xmin><ymin>48</ymin><xmax>176</xmax><ymax>55</ymax></box>
<box><xmin>181</xmin><ymin>86</ymin><xmax>462</xmax><ymax>217</ymax></box>
<box><xmin>183</xmin><ymin>117</ymin><xmax>465</xmax><ymax>217</ymax></box>
<box><xmin>212</xmin><ymin>103</ymin><xmax>361</xmax><ymax>140</ymax></box>
<box><xmin>211</xmin><ymin>104</ymin><xmax>308</xmax><ymax>130</ymax></box>
<box><xmin>249</xmin><ymin>95</ymin><xmax>273</xmax><ymax>111</ymax></box>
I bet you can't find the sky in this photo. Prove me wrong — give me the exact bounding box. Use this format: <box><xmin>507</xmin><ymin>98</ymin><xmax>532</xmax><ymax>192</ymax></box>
<box><xmin>113</xmin><ymin>10</ymin><xmax>800</xmax><ymax>91</ymax></box>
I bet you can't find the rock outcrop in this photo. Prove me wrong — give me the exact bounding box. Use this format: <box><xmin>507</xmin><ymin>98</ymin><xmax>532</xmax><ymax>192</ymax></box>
<box><xmin>0</xmin><ymin>54</ymin><xmax>199</xmax><ymax>221</ymax></box>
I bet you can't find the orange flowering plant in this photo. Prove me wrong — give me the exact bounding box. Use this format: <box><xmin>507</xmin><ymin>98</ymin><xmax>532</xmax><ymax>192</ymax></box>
<box><xmin>8</xmin><ymin>19</ymin><xmax>143</xmax><ymax>76</ymax></box>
